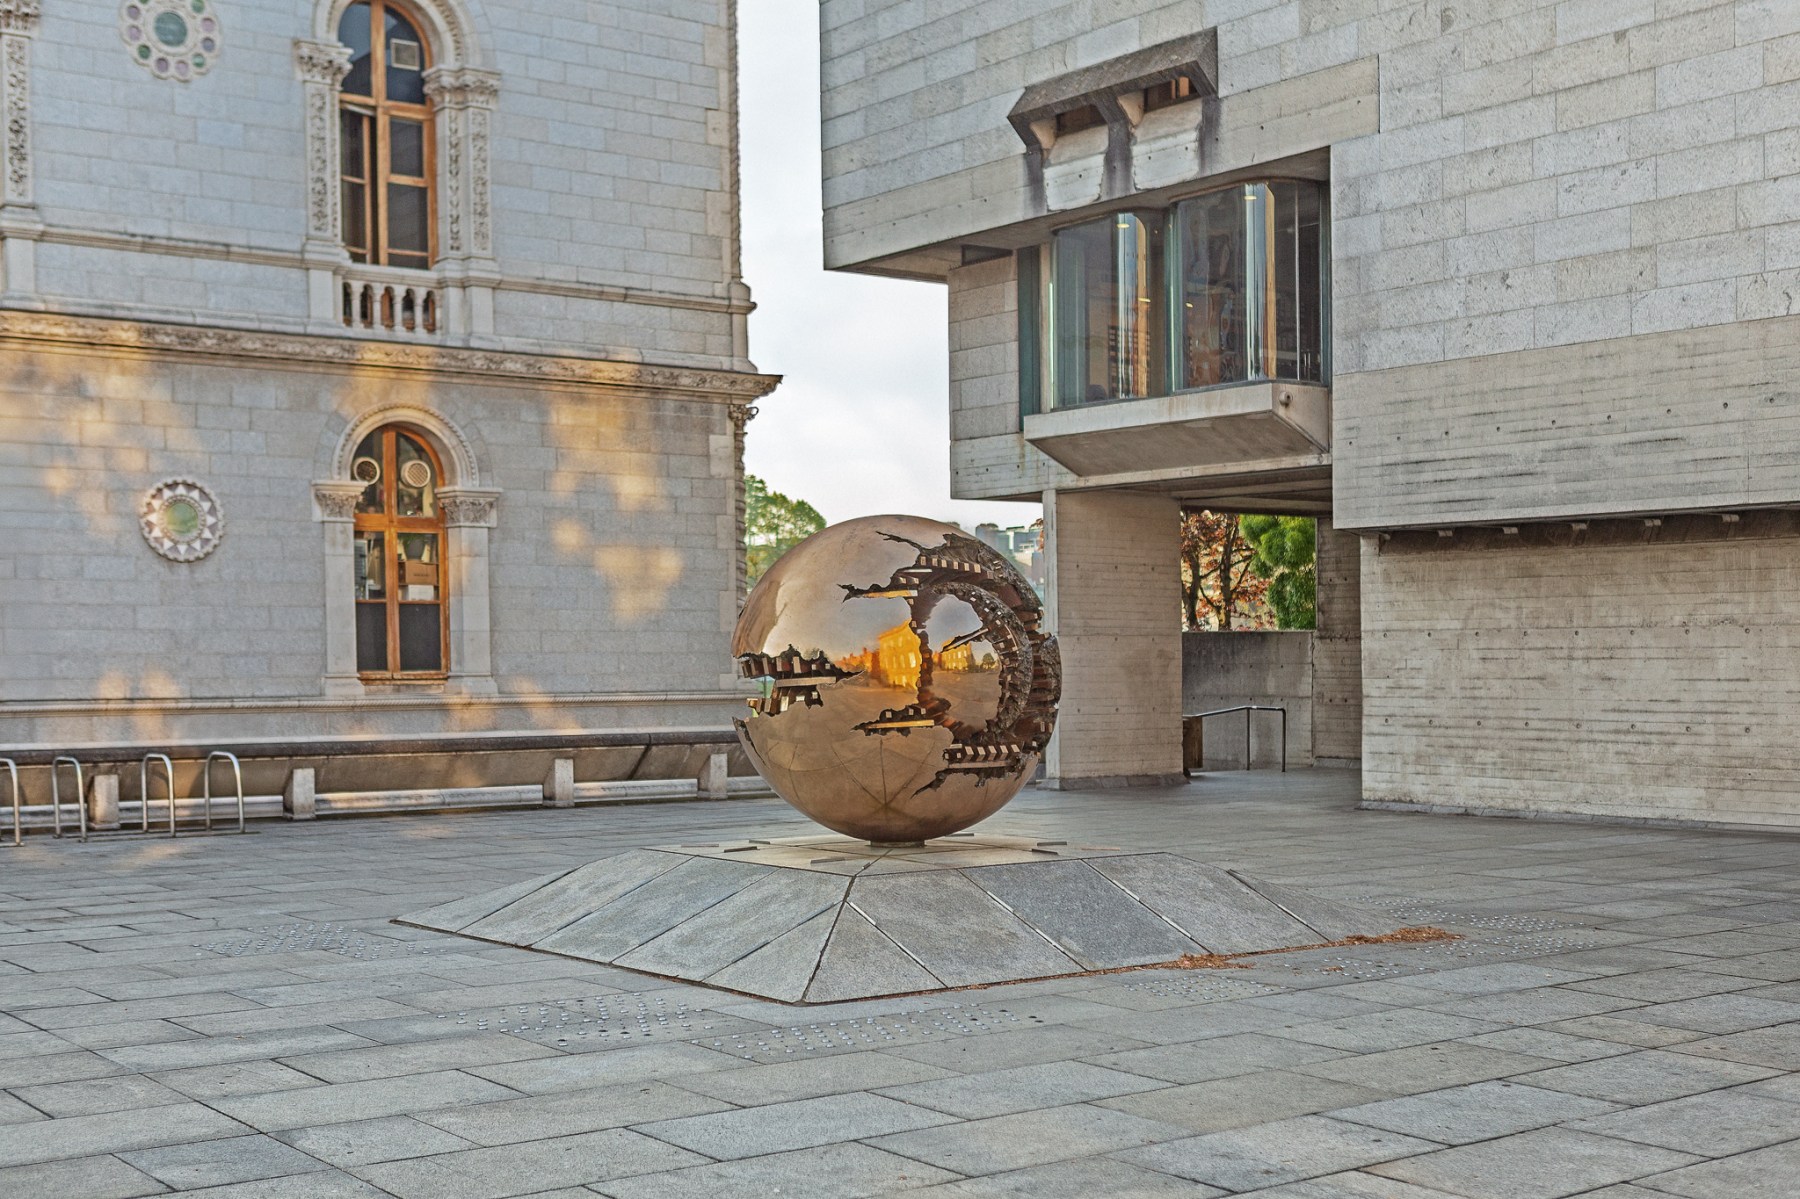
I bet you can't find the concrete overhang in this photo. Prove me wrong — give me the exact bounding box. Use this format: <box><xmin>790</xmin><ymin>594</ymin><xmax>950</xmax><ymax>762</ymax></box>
<box><xmin>1023</xmin><ymin>382</ymin><xmax>1330</xmax><ymax>477</ymax></box>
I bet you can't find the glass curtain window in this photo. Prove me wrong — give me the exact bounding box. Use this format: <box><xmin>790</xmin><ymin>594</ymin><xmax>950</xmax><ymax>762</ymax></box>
<box><xmin>338</xmin><ymin>1</ymin><xmax>434</xmax><ymax>269</ymax></box>
<box><xmin>350</xmin><ymin>426</ymin><xmax>447</xmax><ymax>676</ymax></box>
<box><xmin>1050</xmin><ymin>212</ymin><xmax>1166</xmax><ymax>407</ymax></box>
<box><xmin>1175</xmin><ymin>189</ymin><xmax>1249</xmax><ymax>388</ymax></box>
<box><xmin>1270</xmin><ymin>181</ymin><xmax>1326</xmax><ymax>382</ymax></box>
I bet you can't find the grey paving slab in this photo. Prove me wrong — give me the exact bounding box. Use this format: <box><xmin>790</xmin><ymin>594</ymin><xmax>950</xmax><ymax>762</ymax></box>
<box><xmin>1565</xmin><ymin>1086</ymin><xmax>1800</xmax><ymax>1155</ymax></box>
<box><xmin>460</xmin><ymin>852</ymin><xmax>682</xmax><ymax>945</ymax></box>
<box><xmin>1627</xmin><ymin>993</ymin><xmax>1800</xmax><ymax>1035</ymax></box>
<box><xmin>1457</xmin><ymin>1027</ymin><xmax>1635</xmax><ymax>1064</ymax></box>
<box><xmin>0</xmin><ymin>1100</ymin><xmax>252</xmax><ymax>1167</ymax></box>
<box><xmin>1099</xmin><ymin>1069</ymin><xmax>1391</xmax><ymax>1133</ymax></box>
<box><xmin>1366</xmin><ymin>1127</ymin><xmax>1700</xmax><ymax>1198</ymax></box>
<box><xmin>178</xmin><ymin>1166</ymin><xmax>458</xmax><ymax>1197</ymax></box>
<box><xmin>273</xmin><ymin>1115</ymin><xmax>478</xmax><ymax>1168</ymax></box>
<box><xmin>702</xmin><ymin>907</ymin><xmax>837</xmax><ymax>1002</ymax></box>
<box><xmin>1230</xmin><ymin>873</ymin><xmax>1397</xmax><ymax>941</ymax></box>
<box><xmin>13</xmin><ymin>1071</ymin><xmax>188</xmax><ymax>1117</ymax></box>
<box><xmin>1329</xmin><ymin>1080</ymin><xmax>1619</xmax><ymax>1144</ymax></box>
<box><xmin>1421</xmin><ymin>987</ymin><xmax>1646</xmax><ymax>1026</ymax></box>
<box><xmin>902</xmin><ymin>1156</ymin><xmax>1222</xmax><ymax>1197</ymax></box>
<box><xmin>0</xmin><ymin>1093</ymin><xmax>43</xmax><ymax>1125</ymax></box>
<box><xmin>619</xmin><ymin>866</ymin><xmax>847</xmax><ymax>980</ymax></box>
<box><xmin>467</xmin><ymin>1042</ymin><xmax>742</xmax><ymax>1094</ymax></box>
<box><xmin>870</xmin><ymin>1102</ymin><xmax>1191</xmax><ymax>1176</ymax></box>
<box><xmin>275</xmin><ymin>1032</ymin><xmax>560</xmax><ymax>1083</ymax></box>
<box><xmin>533</xmin><ymin>857</ymin><xmax>771</xmax><ymax>962</ymax></box>
<box><xmin>1291</xmin><ymin>1042</ymin><xmax>1558</xmax><ymax>1094</ymax></box>
<box><xmin>401</xmin><ymin>872</ymin><xmax>569</xmax><ymax>934</ymax></box>
<box><xmin>1238</xmin><ymin>1172</ymin><xmax>1470</xmax><ymax>1198</ymax></box>
<box><xmin>884</xmin><ymin>1022</ymin><xmax>1153</xmax><ymax>1072</ymax></box>
<box><xmin>1276</xmin><ymin>1010</ymin><xmax>1507</xmax><ymax>1054</ymax></box>
<box><xmin>213</xmin><ymin>1069</ymin><xmax>521</xmax><ymax>1132</ymax></box>
<box><xmin>963</xmin><ymin>859</ymin><xmax>1203</xmax><ymax>968</ymax></box>
<box><xmin>636</xmin><ymin>1090</ymin><xmax>955</xmax><ymax>1159</ymax></box>
<box><xmin>1515</xmin><ymin>1047</ymin><xmax>1785</xmax><ymax>1104</ymax></box>
<box><xmin>1673</xmin><ymin>1020</ymin><xmax>1800</xmax><ymax>1070</ymax></box>
<box><xmin>1086</xmin><ymin>1032</ymin><xmax>1353</xmax><ymax>1084</ymax></box>
<box><xmin>804</xmin><ymin>905</ymin><xmax>944</xmax><ymax>1002</ymax></box>
<box><xmin>1634</xmin><ymin>1138</ymin><xmax>1800</xmax><ymax>1198</ymax></box>
<box><xmin>1090</xmin><ymin>857</ymin><xmax>1320</xmax><ymax>953</ymax></box>
<box><xmin>152</xmin><ymin>1059</ymin><xmax>326</xmax><ymax>1101</ymax></box>
<box><xmin>54</xmin><ymin>1018</ymin><xmax>207</xmax><ymax>1051</ymax></box>
<box><xmin>1540</xmin><ymin>1014</ymin><xmax>1711</xmax><ymax>1048</ymax></box>
<box><xmin>119</xmin><ymin>1133</ymin><xmax>326</xmax><ymax>1189</ymax></box>
<box><xmin>416</xmin><ymin>1079</ymin><xmax>733</xmax><ymax>1146</ymax></box>
<box><xmin>0</xmin><ymin>1155</ymin><xmax>168</xmax><ymax>1199</ymax></box>
<box><xmin>1567</xmin><ymin>968</ymin><xmax>1763</xmax><ymax>1003</ymax></box>
<box><xmin>877</xmin><ymin>1059</ymin><xmax>1165</xmax><ymax>1118</ymax></box>
<box><xmin>846</xmin><ymin>871</ymin><xmax>1082</xmax><ymax>988</ymax></box>
<box><xmin>102</xmin><ymin>1027</ymin><xmax>380</xmax><ymax>1073</ymax></box>
<box><xmin>594</xmin><ymin>1141</ymin><xmax>960</xmax><ymax>1199</ymax></box>
<box><xmin>0</xmin><ymin>1049</ymin><xmax>128</xmax><ymax>1088</ymax></box>
<box><xmin>1116</xmin><ymin>1113</ymin><xmax>1443</xmax><ymax>1191</ymax></box>
<box><xmin>673</xmin><ymin>1049</ymin><xmax>955</xmax><ymax>1105</ymax></box>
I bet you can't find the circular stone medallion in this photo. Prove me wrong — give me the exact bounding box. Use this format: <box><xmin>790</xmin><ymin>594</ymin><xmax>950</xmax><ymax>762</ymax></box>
<box><xmin>140</xmin><ymin>479</ymin><xmax>224</xmax><ymax>562</ymax></box>
<box><xmin>121</xmin><ymin>0</ymin><xmax>220</xmax><ymax>81</ymax></box>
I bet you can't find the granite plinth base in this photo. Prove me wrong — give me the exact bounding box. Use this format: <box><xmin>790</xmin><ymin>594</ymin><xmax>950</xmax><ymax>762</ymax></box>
<box><xmin>394</xmin><ymin>834</ymin><xmax>1398</xmax><ymax>1004</ymax></box>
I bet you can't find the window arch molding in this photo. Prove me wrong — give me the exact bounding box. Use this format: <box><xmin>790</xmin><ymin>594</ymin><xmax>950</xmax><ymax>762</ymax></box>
<box><xmin>294</xmin><ymin>0</ymin><xmax>499</xmax><ymax>340</ymax></box>
<box><xmin>313</xmin><ymin>403</ymin><xmax>501</xmax><ymax>695</ymax></box>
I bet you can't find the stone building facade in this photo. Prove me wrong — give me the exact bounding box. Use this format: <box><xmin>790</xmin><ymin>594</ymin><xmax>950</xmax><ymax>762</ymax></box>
<box><xmin>820</xmin><ymin>0</ymin><xmax>1800</xmax><ymax>828</ymax></box>
<box><xmin>0</xmin><ymin>0</ymin><xmax>776</xmax><ymax>766</ymax></box>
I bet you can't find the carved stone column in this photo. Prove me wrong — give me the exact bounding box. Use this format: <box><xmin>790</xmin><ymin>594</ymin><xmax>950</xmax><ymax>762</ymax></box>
<box><xmin>0</xmin><ymin>0</ymin><xmax>41</xmax><ymax>303</ymax></box>
<box><xmin>437</xmin><ymin>486</ymin><xmax>501</xmax><ymax>693</ymax></box>
<box><xmin>311</xmin><ymin>481</ymin><xmax>366</xmax><ymax>695</ymax></box>
<box><xmin>294</xmin><ymin>40</ymin><xmax>353</xmax><ymax>327</ymax></box>
<box><xmin>727</xmin><ymin>403</ymin><xmax>757</xmax><ymax>606</ymax></box>
<box><xmin>423</xmin><ymin>66</ymin><xmax>500</xmax><ymax>339</ymax></box>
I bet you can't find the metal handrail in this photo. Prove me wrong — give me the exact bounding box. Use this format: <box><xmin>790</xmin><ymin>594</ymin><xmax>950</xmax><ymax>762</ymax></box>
<box><xmin>2</xmin><ymin>759</ymin><xmax>17</xmax><ymax>846</ymax></box>
<box><xmin>1183</xmin><ymin>704</ymin><xmax>1287</xmax><ymax>776</ymax></box>
<box><xmin>50</xmin><ymin>757</ymin><xmax>87</xmax><ymax>842</ymax></box>
<box><xmin>204</xmin><ymin>752</ymin><xmax>246</xmax><ymax>834</ymax></box>
<box><xmin>140</xmin><ymin>754</ymin><xmax>175</xmax><ymax>837</ymax></box>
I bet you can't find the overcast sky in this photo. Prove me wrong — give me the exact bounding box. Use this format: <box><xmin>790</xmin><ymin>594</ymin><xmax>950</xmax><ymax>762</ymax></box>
<box><xmin>737</xmin><ymin>2</ymin><xmax>1040</xmax><ymax>531</ymax></box>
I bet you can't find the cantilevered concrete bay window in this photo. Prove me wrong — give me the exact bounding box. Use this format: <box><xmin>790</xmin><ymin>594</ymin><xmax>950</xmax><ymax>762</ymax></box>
<box><xmin>1029</xmin><ymin>179</ymin><xmax>1328</xmax><ymax>413</ymax></box>
<box><xmin>1021</xmin><ymin>179</ymin><xmax>1330</xmax><ymax>478</ymax></box>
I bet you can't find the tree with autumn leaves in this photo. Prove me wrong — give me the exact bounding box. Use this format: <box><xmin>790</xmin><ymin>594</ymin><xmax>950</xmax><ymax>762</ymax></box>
<box><xmin>1180</xmin><ymin>510</ymin><xmax>1316</xmax><ymax>631</ymax></box>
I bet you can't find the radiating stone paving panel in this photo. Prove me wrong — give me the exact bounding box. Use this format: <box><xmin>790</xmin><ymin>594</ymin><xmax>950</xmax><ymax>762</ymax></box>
<box><xmin>530</xmin><ymin>857</ymin><xmax>770</xmax><ymax>962</ymax></box>
<box><xmin>1092</xmin><ymin>856</ymin><xmax>1323</xmax><ymax>953</ymax></box>
<box><xmin>965</xmin><ymin>859</ymin><xmax>1203</xmax><ymax>969</ymax></box>
<box><xmin>462</xmin><ymin>852</ymin><xmax>683</xmax><ymax>945</ymax></box>
<box><xmin>845</xmin><ymin>870</ymin><xmax>1083</xmax><ymax>988</ymax></box>
<box><xmin>618</xmin><ymin>869</ymin><xmax>848</xmax><ymax>981</ymax></box>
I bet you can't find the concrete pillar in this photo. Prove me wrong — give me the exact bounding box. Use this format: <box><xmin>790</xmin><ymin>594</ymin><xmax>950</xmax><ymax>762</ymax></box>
<box><xmin>1040</xmin><ymin>488</ymin><xmax>1184</xmax><ymax>787</ymax></box>
<box><xmin>698</xmin><ymin>752</ymin><xmax>730</xmax><ymax>799</ymax></box>
<box><xmin>544</xmin><ymin>758</ymin><xmax>574</xmax><ymax>808</ymax></box>
<box><xmin>1310</xmin><ymin>519</ymin><xmax>1365</xmax><ymax>766</ymax></box>
<box><xmin>285</xmin><ymin>768</ymin><xmax>317</xmax><ymax>820</ymax></box>
<box><xmin>89</xmin><ymin>772</ymin><xmax>120</xmax><ymax>831</ymax></box>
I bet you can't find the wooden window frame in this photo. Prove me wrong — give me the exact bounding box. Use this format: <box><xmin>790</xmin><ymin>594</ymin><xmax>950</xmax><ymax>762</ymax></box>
<box><xmin>338</xmin><ymin>0</ymin><xmax>437</xmax><ymax>269</ymax></box>
<box><xmin>353</xmin><ymin>426</ymin><xmax>450</xmax><ymax>681</ymax></box>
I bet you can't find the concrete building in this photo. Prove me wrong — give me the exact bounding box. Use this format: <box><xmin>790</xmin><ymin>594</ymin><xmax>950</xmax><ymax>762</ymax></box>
<box><xmin>820</xmin><ymin>1</ymin><xmax>1800</xmax><ymax>828</ymax></box>
<box><xmin>0</xmin><ymin>0</ymin><xmax>776</xmax><ymax>814</ymax></box>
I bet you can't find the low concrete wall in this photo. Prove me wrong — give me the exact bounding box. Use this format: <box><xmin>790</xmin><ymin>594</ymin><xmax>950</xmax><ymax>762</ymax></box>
<box><xmin>1182</xmin><ymin>631</ymin><xmax>1313</xmax><ymax>770</ymax></box>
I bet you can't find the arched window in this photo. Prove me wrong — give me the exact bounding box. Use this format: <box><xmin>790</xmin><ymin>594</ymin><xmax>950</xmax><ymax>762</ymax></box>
<box><xmin>337</xmin><ymin>1</ymin><xmax>434</xmax><ymax>269</ymax></box>
<box><xmin>350</xmin><ymin>426</ymin><xmax>448</xmax><ymax>676</ymax></box>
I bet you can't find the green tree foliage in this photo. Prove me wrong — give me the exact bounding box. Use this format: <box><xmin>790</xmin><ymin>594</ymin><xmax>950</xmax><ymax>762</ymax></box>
<box><xmin>1238</xmin><ymin>514</ymin><xmax>1317</xmax><ymax>629</ymax></box>
<box><xmin>744</xmin><ymin>474</ymin><xmax>825</xmax><ymax>589</ymax></box>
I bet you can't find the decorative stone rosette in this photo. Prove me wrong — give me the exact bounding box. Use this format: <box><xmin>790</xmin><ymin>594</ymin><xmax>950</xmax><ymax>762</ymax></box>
<box><xmin>121</xmin><ymin>0</ymin><xmax>220</xmax><ymax>81</ymax></box>
<box><xmin>140</xmin><ymin>479</ymin><xmax>223</xmax><ymax>562</ymax></box>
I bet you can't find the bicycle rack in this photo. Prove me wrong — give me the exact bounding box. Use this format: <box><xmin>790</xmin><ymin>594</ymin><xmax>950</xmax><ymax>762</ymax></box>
<box><xmin>204</xmin><ymin>751</ymin><xmax>246</xmax><ymax>834</ymax></box>
<box><xmin>2</xmin><ymin>759</ymin><xmax>17</xmax><ymax>846</ymax></box>
<box><xmin>140</xmin><ymin>753</ymin><xmax>176</xmax><ymax>837</ymax></box>
<box><xmin>50</xmin><ymin>756</ymin><xmax>87</xmax><ymax>842</ymax></box>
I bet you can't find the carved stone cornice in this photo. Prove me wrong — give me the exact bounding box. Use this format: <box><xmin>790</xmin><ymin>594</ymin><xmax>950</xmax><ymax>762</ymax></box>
<box><xmin>0</xmin><ymin>1</ymin><xmax>39</xmax><ymax>36</ymax></box>
<box><xmin>311</xmin><ymin>480</ymin><xmax>365</xmax><ymax>522</ymax></box>
<box><xmin>423</xmin><ymin>65</ymin><xmax>499</xmax><ymax>107</ymax></box>
<box><xmin>436</xmin><ymin>486</ymin><xmax>501</xmax><ymax>528</ymax></box>
<box><xmin>0</xmin><ymin>309</ymin><xmax>783</xmax><ymax>401</ymax></box>
<box><xmin>293</xmin><ymin>38</ymin><xmax>351</xmax><ymax>85</ymax></box>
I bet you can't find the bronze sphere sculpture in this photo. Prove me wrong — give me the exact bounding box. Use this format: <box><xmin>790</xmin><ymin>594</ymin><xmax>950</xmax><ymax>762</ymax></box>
<box><xmin>732</xmin><ymin>515</ymin><xmax>1061</xmax><ymax>844</ymax></box>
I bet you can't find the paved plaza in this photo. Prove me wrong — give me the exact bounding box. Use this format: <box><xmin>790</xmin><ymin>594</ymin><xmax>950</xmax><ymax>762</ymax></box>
<box><xmin>4</xmin><ymin>773</ymin><xmax>1800</xmax><ymax>1197</ymax></box>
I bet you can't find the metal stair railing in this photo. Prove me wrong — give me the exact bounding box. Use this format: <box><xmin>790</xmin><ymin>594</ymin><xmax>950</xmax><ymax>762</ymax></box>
<box><xmin>2</xmin><ymin>759</ymin><xmax>17</xmax><ymax>846</ymax></box>
<box><xmin>140</xmin><ymin>753</ymin><xmax>176</xmax><ymax>837</ymax></box>
<box><xmin>50</xmin><ymin>757</ymin><xmax>87</xmax><ymax>842</ymax></box>
<box><xmin>1182</xmin><ymin>704</ymin><xmax>1287</xmax><ymax>777</ymax></box>
<box><xmin>204</xmin><ymin>752</ymin><xmax>246</xmax><ymax>834</ymax></box>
